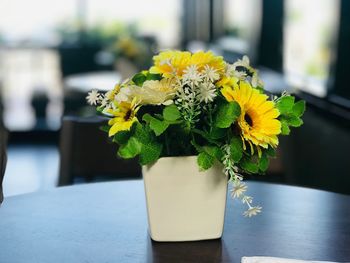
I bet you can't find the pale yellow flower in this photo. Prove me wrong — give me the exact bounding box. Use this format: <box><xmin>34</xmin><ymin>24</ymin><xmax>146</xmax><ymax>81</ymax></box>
<box><xmin>131</xmin><ymin>78</ymin><xmax>177</xmax><ymax>105</ymax></box>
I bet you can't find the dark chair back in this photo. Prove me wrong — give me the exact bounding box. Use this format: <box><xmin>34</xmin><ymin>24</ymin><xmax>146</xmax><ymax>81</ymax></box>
<box><xmin>58</xmin><ymin>115</ymin><xmax>141</xmax><ymax>186</ymax></box>
<box><xmin>0</xmin><ymin>129</ymin><xmax>7</xmax><ymax>204</ymax></box>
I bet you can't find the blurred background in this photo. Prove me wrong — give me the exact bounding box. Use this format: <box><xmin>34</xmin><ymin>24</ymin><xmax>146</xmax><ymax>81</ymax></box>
<box><xmin>0</xmin><ymin>0</ymin><xmax>349</xmax><ymax>197</ymax></box>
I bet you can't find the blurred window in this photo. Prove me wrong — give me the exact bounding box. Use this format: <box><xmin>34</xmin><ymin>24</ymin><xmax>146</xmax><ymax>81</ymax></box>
<box><xmin>284</xmin><ymin>0</ymin><xmax>340</xmax><ymax>97</ymax></box>
<box><xmin>86</xmin><ymin>0</ymin><xmax>182</xmax><ymax>49</ymax></box>
<box><xmin>0</xmin><ymin>0</ymin><xmax>76</xmax><ymax>45</ymax></box>
<box><xmin>222</xmin><ymin>0</ymin><xmax>262</xmax><ymax>56</ymax></box>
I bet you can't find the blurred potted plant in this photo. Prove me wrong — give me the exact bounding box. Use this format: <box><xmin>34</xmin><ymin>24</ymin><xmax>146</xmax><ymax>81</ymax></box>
<box><xmin>87</xmin><ymin>51</ymin><xmax>305</xmax><ymax>242</ymax></box>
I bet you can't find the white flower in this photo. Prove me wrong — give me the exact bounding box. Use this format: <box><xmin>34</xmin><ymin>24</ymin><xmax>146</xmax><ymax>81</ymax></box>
<box><xmin>251</xmin><ymin>71</ymin><xmax>264</xmax><ymax>88</ymax></box>
<box><xmin>183</xmin><ymin>65</ymin><xmax>202</xmax><ymax>84</ymax></box>
<box><xmin>202</xmin><ymin>65</ymin><xmax>220</xmax><ymax>82</ymax></box>
<box><xmin>230</xmin><ymin>181</ymin><xmax>247</xmax><ymax>198</ymax></box>
<box><xmin>242</xmin><ymin>195</ymin><xmax>253</xmax><ymax>205</ymax></box>
<box><xmin>243</xmin><ymin>206</ymin><xmax>262</xmax><ymax>217</ymax></box>
<box><xmin>197</xmin><ymin>82</ymin><xmax>217</xmax><ymax>103</ymax></box>
<box><xmin>100</xmin><ymin>96</ymin><xmax>109</xmax><ymax>108</ymax></box>
<box><xmin>233</xmin><ymin>55</ymin><xmax>251</xmax><ymax>69</ymax></box>
<box><xmin>234</xmin><ymin>70</ymin><xmax>247</xmax><ymax>80</ymax></box>
<box><xmin>86</xmin><ymin>89</ymin><xmax>101</xmax><ymax>105</ymax></box>
<box><xmin>225</xmin><ymin>63</ymin><xmax>236</xmax><ymax>77</ymax></box>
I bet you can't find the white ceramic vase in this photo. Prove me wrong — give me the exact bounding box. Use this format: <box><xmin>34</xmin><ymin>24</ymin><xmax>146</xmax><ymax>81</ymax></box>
<box><xmin>143</xmin><ymin>156</ymin><xmax>228</xmax><ymax>242</ymax></box>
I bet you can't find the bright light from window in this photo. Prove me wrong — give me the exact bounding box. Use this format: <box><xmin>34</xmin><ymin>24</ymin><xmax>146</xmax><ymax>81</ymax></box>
<box><xmin>284</xmin><ymin>0</ymin><xmax>340</xmax><ymax>97</ymax></box>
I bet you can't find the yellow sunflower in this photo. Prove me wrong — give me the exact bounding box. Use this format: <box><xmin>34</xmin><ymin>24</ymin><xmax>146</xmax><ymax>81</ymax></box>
<box><xmin>108</xmin><ymin>99</ymin><xmax>139</xmax><ymax>137</ymax></box>
<box><xmin>221</xmin><ymin>81</ymin><xmax>281</xmax><ymax>155</ymax></box>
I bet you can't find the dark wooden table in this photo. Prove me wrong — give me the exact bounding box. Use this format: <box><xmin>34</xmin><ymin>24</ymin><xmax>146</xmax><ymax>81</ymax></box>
<box><xmin>1</xmin><ymin>180</ymin><xmax>349</xmax><ymax>263</ymax></box>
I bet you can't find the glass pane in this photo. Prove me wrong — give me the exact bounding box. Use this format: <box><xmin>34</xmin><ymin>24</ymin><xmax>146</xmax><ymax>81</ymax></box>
<box><xmin>284</xmin><ymin>0</ymin><xmax>340</xmax><ymax>97</ymax></box>
<box><xmin>223</xmin><ymin>0</ymin><xmax>262</xmax><ymax>55</ymax></box>
<box><xmin>86</xmin><ymin>0</ymin><xmax>182</xmax><ymax>49</ymax></box>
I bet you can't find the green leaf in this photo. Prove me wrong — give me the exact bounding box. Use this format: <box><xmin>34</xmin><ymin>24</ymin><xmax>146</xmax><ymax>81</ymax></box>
<box><xmin>142</xmin><ymin>113</ymin><xmax>153</xmax><ymax>123</ymax></box>
<box><xmin>133</xmin><ymin>123</ymin><xmax>153</xmax><ymax>144</ymax></box>
<box><xmin>230</xmin><ymin>136</ymin><xmax>243</xmax><ymax>162</ymax></box>
<box><xmin>99</xmin><ymin>125</ymin><xmax>110</xmax><ymax>133</ymax></box>
<box><xmin>139</xmin><ymin>141</ymin><xmax>163</xmax><ymax>165</ymax></box>
<box><xmin>240</xmin><ymin>157</ymin><xmax>259</xmax><ymax>174</ymax></box>
<box><xmin>150</xmin><ymin>118</ymin><xmax>169</xmax><ymax>136</ymax></box>
<box><xmin>118</xmin><ymin>137</ymin><xmax>142</xmax><ymax>159</ymax></box>
<box><xmin>276</xmin><ymin>96</ymin><xmax>295</xmax><ymax>114</ymax></box>
<box><xmin>265</xmin><ymin>146</ymin><xmax>276</xmax><ymax>157</ymax></box>
<box><xmin>146</xmin><ymin>73</ymin><xmax>162</xmax><ymax>81</ymax></box>
<box><xmin>133</xmin><ymin>123</ymin><xmax>163</xmax><ymax>165</ymax></box>
<box><xmin>203</xmin><ymin>146</ymin><xmax>223</xmax><ymax>161</ymax></box>
<box><xmin>280</xmin><ymin>120</ymin><xmax>290</xmax><ymax>135</ymax></box>
<box><xmin>132</xmin><ymin>72</ymin><xmax>147</xmax><ymax>86</ymax></box>
<box><xmin>292</xmin><ymin>100</ymin><xmax>306</xmax><ymax>117</ymax></box>
<box><xmin>197</xmin><ymin>152</ymin><xmax>215</xmax><ymax>171</ymax></box>
<box><xmin>209</xmin><ymin>127</ymin><xmax>227</xmax><ymax>140</ymax></box>
<box><xmin>214</xmin><ymin>100</ymin><xmax>241</xmax><ymax>128</ymax></box>
<box><xmin>284</xmin><ymin>115</ymin><xmax>303</xmax><ymax>127</ymax></box>
<box><xmin>163</xmin><ymin>105</ymin><xmax>181</xmax><ymax>121</ymax></box>
<box><xmin>113</xmin><ymin>130</ymin><xmax>131</xmax><ymax>144</ymax></box>
<box><xmin>259</xmin><ymin>153</ymin><xmax>269</xmax><ymax>172</ymax></box>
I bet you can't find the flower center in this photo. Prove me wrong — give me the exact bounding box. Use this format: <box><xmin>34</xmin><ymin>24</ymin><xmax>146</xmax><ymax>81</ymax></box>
<box><xmin>244</xmin><ymin>113</ymin><xmax>253</xmax><ymax>127</ymax></box>
<box><xmin>124</xmin><ymin>110</ymin><xmax>132</xmax><ymax>121</ymax></box>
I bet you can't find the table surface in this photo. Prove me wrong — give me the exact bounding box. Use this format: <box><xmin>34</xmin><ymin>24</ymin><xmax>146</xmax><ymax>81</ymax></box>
<box><xmin>64</xmin><ymin>71</ymin><xmax>121</xmax><ymax>93</ymax></box>
<box><xmin>1</xmin><ymin>180</ymin><xmax>349</xmax><ymax>263</ymax></box>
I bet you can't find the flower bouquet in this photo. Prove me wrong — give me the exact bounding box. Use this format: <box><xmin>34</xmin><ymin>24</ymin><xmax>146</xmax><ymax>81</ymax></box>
<box><xmin>87</xmin><ymin>50</ymin><xmax>305</xmax><ymax>241</ymax></box>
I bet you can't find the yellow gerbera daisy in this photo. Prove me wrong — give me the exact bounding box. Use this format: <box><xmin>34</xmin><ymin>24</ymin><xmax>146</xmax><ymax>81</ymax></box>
<box><xmin>149</xmin><ymin>50</ymin><xmax>225</xmax><ymax>78</ymax></box>
<box><xmin>190</xmin><ymin>51</ymin><xmax>225</xmax><ymax>75</ymax></box>
<box><xmin>108</xmin><ymin>99</ymin><xmax>139</xmax><ymax>137</ymax></box>
<box><xmin>149</xmin><ymin>50</ymin><xmax>192</xmax><ymax>78</ymax></box>
<box><xmin>221</xmin><ymin>81</ymin><xmax>281</xmax><ymax>154</ymax></box>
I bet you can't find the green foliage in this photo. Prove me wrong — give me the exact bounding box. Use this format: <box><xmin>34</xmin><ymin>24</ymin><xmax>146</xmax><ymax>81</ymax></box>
<box><xmin>280</xmin><ymin>120</ymin><xmax>290</xmax><ymax>135</ymax></box>
<box><xmin>214</xmin><ymin>100</ymin><xmax>241</xmax><ymax>128</ymax></box>
<box><xmin>197</xmin><ymin>151</ymin><xmax>215</xmax><ymax>171</ymax></box>
<box><xmin>163</xmin><ymin>105</ymin><xmax>181</xmax><ymax>121</ymax></box>
<box><xmin>276</xmin><ymin>96</ymin><xmax>295</xmax><ymax>115</ymax></box>
<box><xmin>265</xmin><ymin>146</ymin><xmax>276</xmax><ymax>157</ymax></box>
<box><xmin>118</xmin><ymin>137</ymin><xmax>142</xmax><ymax>158</ymax></box>
<box><xmin>276</xmin><ymin>96</ymin><xmax>306</xmax><ymax>135</ymax></box>
<box><xmin>99</xmin><ymin>125</ymin><xmax>110</xmax><ymax>133</ymax></box>
<box><xmin>113</xmin><ymin>130</ymin><xmax>131</xmax><ymax>144</ymax></box>
<box><xmin>132</xmin><ymin>72</ymin><xmax>147</xmax><ymax>86</ymax></box>
<box><xmin>203</xmin><ymin>145</ymin><xmax>223</xmax><ymax>161</ymax></box>
<box><xmin>258</xmin><ymin>153</ymin><xmax>269</xmax><ymax>172</ymax></box>
<box><xmin>230</xmin><ymin>136</ymin><xmax>243</xmax><ymax>162</ymax></box>
<box><xmin>292</xmin><ymin>100</ymin><xmax>306</xmax><ymax>117</ymax></box>
<box><xmin>240</xmin><ymin>156</ymin><xmax>259</xmax><ymax>174</ymax></box>
<box><xmin>146</xmin><ymin>73</ymin><xmax>162</xmax><ymax>81</ymax></box>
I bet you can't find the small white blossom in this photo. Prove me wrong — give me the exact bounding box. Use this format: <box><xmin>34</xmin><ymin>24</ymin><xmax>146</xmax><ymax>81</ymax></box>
<box><xmin>242</xmin><ymin>195</ymin><xmax>253</xmax><ymax>205</ymax></box>
<box><xmin>86</xmin><ymin>89</ymin><xmax>101</xmax><ymax>105</ymax></box>
<box><xmin>243</xmin><ymin>206</ymin><xmax>262</xmax><ymax>217</ymax></box>
<box><xmin>197</xmin><ymin>82</ymin><xmax>217</xmax><ymax>103</ymax></box>
<box><xmin>183</xmin><ymin>65</ymin><xmax>202</xmax><ymax>84</ymax></box>
<box><xmin>225</xmin><ymin>63</ymin><xmax>236</xmax><ymax>77</ymax></box>
<box><xmin>251</xmin><ymin>71</ymin><xmax>264</xmax><ymax>88</ymax></box>
<box><xmin>100</xmin><ymin>96</ymin><xmax>109</xmax><ymax>108</ymax></box>
<box><xmin>233</xmin><ymin>55</ymin><xmax>251</xmax><ymax>69</ymax></box>
<box><xmin>202</xmin><ymin>65</ymin><xmax>220</xmax><ymax>82</ymax></box>
<box><xmin>234</xmin><ymin>70</ymin><xmax>247</xmax><ymax>80</ymax></box>
<box><xmin>231</xmin><ymin>181</ymin><xmax>247</xmax><ymax>198</ymax></box>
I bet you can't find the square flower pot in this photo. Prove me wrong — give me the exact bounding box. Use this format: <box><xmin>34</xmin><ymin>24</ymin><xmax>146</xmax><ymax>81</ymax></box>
<box><xmin>143</xmin><ymin>156</ymin><xmax>228</xmax><ymax>242</ymax></box>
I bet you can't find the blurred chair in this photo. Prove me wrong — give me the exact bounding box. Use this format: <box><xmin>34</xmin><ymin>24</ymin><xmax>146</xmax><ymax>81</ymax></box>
<box><xmin>58</xmin><ymin>115</ymin><xmax>141</xmax><ymax>186</ymax></box>
<box><xmin>0</xmin><ymin>126</ymin><xmax>7</xmax><ymax>204</ymax></box>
